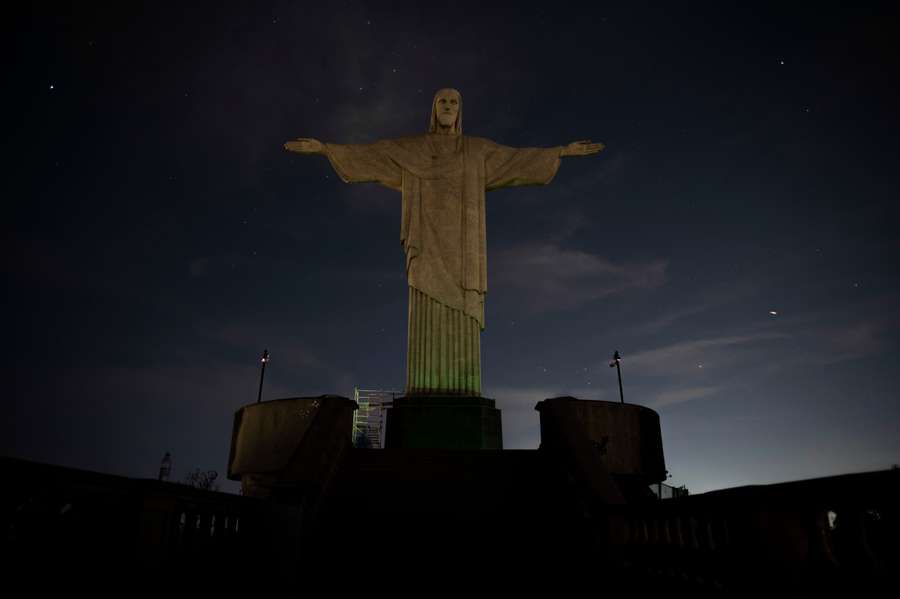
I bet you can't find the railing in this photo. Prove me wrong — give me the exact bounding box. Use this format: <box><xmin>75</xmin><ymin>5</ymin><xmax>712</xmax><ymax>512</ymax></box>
<box><xmin>649</xmin><ymin>481</ymin><xmax>689</xmax><ymax>499</ymax></box>
<box><xmin>5</xmin><ymin>455</ymin><xmax>898</xmax><ymax>592</ymax></box>
<box><xmin>609</xmin><ymin>469</ymin><xmax>900</xmax><ymax>593</ymax></box>
<box><xmin>1</xmin><ymin>456</ymin><xmax>277</xmax><ymax>583</ymax></box>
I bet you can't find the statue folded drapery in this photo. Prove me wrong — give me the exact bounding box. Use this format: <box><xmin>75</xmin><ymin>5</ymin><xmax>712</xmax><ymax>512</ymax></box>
<box><xmin>324</xmin><ymin>133</ymin><xmax>561</xmax><ymax>395</ymax></box>
<box><xmin>285</xmin><ymin>88</ymin><xmax>604</xmax><ymax>396</ymax></box>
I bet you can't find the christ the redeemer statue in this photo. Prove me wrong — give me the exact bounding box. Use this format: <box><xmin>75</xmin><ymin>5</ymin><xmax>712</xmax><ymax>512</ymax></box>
<box><xmin>285</xmin><ymin>88</ymin><xmax>603</xmax><ymax>398</ymax></box>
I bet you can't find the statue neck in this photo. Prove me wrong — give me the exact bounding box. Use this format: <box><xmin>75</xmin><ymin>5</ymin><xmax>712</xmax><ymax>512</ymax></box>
<box><xmin>434</xmin><ymin>125</ymin><xmax>457</xmax><ymax>136</ymax></box>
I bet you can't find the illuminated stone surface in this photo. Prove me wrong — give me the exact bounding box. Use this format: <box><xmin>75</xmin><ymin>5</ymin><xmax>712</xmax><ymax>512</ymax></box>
<box><xmin>285</xmin><ymin>89</ymin><xmax>603</xmax><ymax>397</ymax></box>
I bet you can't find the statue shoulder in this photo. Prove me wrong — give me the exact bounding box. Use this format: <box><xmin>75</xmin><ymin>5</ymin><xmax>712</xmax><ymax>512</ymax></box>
<box><xmin>462</xmin><ymin>136</ymin><xmax>496</xmax><ymax>153</ymax></box>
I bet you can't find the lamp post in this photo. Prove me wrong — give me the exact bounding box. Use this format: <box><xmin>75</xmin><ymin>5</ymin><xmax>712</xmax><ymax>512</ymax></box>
<box><xmin>609</xmin><ymin>350</ymin><xmax>624</xmax><ymax>404</ymax></box>
<box><xmin>257</xmin><ymin>349</ymin><xmax>269</xmax><ymax>403</ymax></box>
<box><xmin>158</xmin><ymin>452</ymin><xmax>172</xmax><ymax>481</ymax></box>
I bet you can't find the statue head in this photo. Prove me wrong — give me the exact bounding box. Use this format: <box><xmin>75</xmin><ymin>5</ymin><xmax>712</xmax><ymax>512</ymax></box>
<box><xmin>429</xmin><ymin>88</ymin><xmax>462</xmax><ymax>135</ymax></box>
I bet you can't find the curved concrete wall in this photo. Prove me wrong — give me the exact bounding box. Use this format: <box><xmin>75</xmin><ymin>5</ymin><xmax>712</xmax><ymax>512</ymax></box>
<box><xmin>536</xmin><ymin>397</ymin><xmax>666</xmax><ymax>484</ymax></box>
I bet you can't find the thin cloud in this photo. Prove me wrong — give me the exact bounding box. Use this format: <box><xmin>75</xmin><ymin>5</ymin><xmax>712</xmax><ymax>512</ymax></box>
<box><xmin>630</xmin><ymin>279</ymin><xmax>762</xmax><ymax>336</ymax></box>
<box><xmin>491</xmin><ymin>242</ymin><xmax>667</xmax><ymax>313</ymax></box>
<box><xmin>624</xmin><ymin>332</ymin><xmax>790</xmax><ymax>377</ymax></box>
<box><xmin>189</xmin><ymin>257</ymin><xmax>210</xmax><ymax>277</ymax></box>
<box><xmin>647</xmin><ymin>386</ymin><xmax>721</xmax><ymax>409</ymax></box>
<box><xmin>789</xmin><ymin>318</ymin><xmax>897</xmax><ymax>368</ymax></box>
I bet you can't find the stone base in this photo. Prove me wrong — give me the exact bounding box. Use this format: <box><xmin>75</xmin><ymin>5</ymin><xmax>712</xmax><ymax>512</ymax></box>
<box><xmin>535</xmin><ymin>396</ymin><xmax>666</xmax><ymax>490</ymax></box>
<box><xmin>384</xmin><ymin>396</ymin><xmax>502</xmax><ymax>449</ymax></box>
<box><xmin>226</xmin><ymin>395</ymin><xmax>357</xmax><ymax>498</ymax></box>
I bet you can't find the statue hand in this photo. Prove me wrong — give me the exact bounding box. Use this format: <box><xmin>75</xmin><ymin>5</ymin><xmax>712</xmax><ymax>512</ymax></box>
<box><xmin>561</xmin><ymin>140</ymin><xmax>605</xmax><ymax>157</ymax></box>
<box><xmin>284</xmin><ymin>137</ymin><xmax>324</xmax><ymax>154</ymax></box>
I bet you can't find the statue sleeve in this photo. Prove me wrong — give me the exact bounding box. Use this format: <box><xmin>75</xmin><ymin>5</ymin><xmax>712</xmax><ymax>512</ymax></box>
<box><xmin>323</xmin><ymin>141</ymin><xmax>403</xmax><ymax>191</ymax></box>
<box><xmin>483</xmin><ymin>141</ymin><xmax>563</xmax><ymax>191</ymax></box>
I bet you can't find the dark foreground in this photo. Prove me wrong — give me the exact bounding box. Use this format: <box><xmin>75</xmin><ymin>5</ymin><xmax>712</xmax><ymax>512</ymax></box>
<box><xmin>2</xmin><ymin>454</ymin><xmax>897</xmax><ymax>596</ymax></box>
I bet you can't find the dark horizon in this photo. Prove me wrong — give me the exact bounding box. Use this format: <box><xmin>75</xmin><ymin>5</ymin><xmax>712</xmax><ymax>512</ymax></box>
<box><xmin>6</xmin><ymin>2</ymin><xmax>899</xmax><ymax>494</ymax></box>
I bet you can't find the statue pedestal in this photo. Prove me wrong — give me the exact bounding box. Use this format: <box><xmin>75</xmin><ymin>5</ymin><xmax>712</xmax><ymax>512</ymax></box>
<box><xmin>384</xmin><ymin>396</ymin><xmax>502</xmax><ymax>449</ymax></box>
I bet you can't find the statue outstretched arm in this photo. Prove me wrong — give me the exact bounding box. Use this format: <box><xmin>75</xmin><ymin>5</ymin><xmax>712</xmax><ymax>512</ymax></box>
<box><xmin>482</xmin><ymin>137</ymin><xmax>603</xmax><ymax>190</ymax></box>
<box><xmin>560</xmin><ymin>140</ymin><xmax>605</xmax><ymax>157</ymax></box>
<box><xmin>284</xmin><ymin>137</ymin><xmax>324</xmax><ymax>154</ymax></box>
<box><xmin>285</xmin><ymin>137</ymin><xmax>402</xmax><ymax>191</ymax></box>
<box><xmin>484</xmin><ymin>141</ymin><xmax>565</xmax><ymax>190</ymax></box>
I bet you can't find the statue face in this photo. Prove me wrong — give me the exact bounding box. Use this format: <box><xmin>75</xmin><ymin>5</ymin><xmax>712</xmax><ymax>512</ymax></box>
<box><xmin>435</xmin><ymin>91</ymin><xmax>460</xmax><ymax>128</ymax></box>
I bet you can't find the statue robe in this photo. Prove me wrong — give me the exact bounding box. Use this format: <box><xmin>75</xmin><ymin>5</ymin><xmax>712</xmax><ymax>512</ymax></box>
<box><xmin>324</xmin><ymin>133</ymin><xmax>561</xmax><ymax>395</ymax></box>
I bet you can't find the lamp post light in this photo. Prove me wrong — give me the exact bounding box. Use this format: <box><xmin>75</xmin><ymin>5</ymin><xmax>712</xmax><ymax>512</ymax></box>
<box><xmin>609</xmin><ymin>350</ymin><xmax>624</xmax><ymax>404</ymax></box>
<box><xmin>257</xmin><ymin>349</ymin><xmax>269</xmax><ymax>403</ymax></box>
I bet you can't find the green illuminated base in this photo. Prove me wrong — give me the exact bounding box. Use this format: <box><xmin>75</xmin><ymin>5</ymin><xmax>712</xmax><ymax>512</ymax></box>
<box><xmin>384</xmin><ymin>396</ymin><xmax>502</xmax><ymax>449</ymax></box>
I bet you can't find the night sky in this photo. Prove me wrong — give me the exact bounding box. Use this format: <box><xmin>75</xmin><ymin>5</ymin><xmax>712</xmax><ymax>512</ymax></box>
<box><xmin>7</xmin><ymin>2</ymin><xmax>899</xmax><ymax>494</ymax></box>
